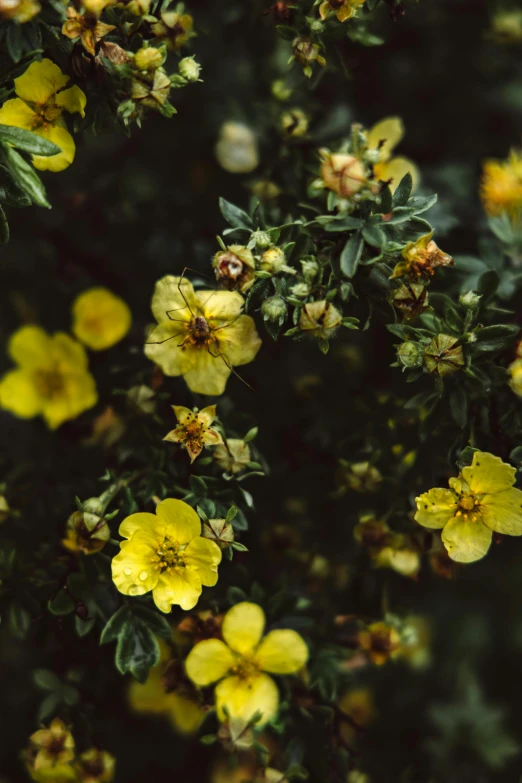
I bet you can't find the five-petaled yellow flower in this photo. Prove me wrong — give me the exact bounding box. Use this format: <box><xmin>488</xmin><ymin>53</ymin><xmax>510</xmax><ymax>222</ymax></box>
<box><xmin>164</xmin><ymin>404</ymin><xmax>223</xmax><ymax>462</ymax></box>
<box><xmin>366</xmin><ymin>117</ymin><xmax>419</xmax><ymax>193</ymax></box>
<box><xmin>111</xmin><ymin>498</ymin><xmax>222</xmax><ymax>612</ymax></box>
<box><xmin>144</xmin><ymin>276</ymin><xmax>262</xmax><ymax>396</ymax></box>
<box><xmin>72</xmin><ymin>287</ymin><xmax>132</xmax><ymax>351</ymax></box>
<box><xmin>0</xmin><ymin>325</ymin><xmax>97</xmax><ymax>429</ymax></box>
<box><xmin>319</xmin><ymin>0</ymin><xmax>365</xmax><ymax>23</ymax></box>
<box><xmin>185</xmin><ymin>601</ymin><xmax>308</xmax><ymax>725</ymax></box>
<box><xmin>415</xmin><ymin>451</ymin><xmax>522</xmax><ymax>563</ymax></box>
<box><xmin>62</xmin><ymin>6</ymin><xmax>115</xmax><ymax>56</ymax></box>
<box><xmin>0</xmin><ymin>58</ymin><xmax>86</xmax><ymax>171</ymax></box>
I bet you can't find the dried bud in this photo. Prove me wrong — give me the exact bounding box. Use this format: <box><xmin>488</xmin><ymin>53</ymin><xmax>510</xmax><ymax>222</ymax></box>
<box><xmin>151</xmin><ymin>10</ymin><xmax>193</xmax><ymax>51</ymax></box>
<box><xmin>357</xmin><ymin>621</ymin><xmax>402</xmax><ymax>666</ymax></box>
<box><xmin>320</xmin><ymin>151</ymin><xmax>367</xmax><ymax>198</ymax></box>
<box><xmin>132</xmin><ymin>68</ymin><xmax>171</xmax><ymax>109</ymax></box>
<box><xmin>214</xmin><ymin>439</ymin><xmax>251</xmax><ymax>475</ymax></box>
<box><xmin>392</xmin><ymin>282</ymin><xmax>429</xmax><ymax>319</ymax></box>
<box><xmin>97</xmin><ymin>41</ymin><xmax>129</xmax><ymax>65</ymax></box>
<box><xmin>212</xmin><ymin>245</ymin><xmax>255</xmax><ymax>292</ymax></box>
<box><xmin>339</xmin><ymin>461</ymin><xmax>382</xmax><ymax>493</ymax></box>
<box><xmin>423</xmin><ymin>334</ymin><xmax>465</xmax><ymax>377</ymax></box>
<box><xmin>217</xmin><ymin>717</ymin><xmax>255</xmax><ymax>752</ymax></box>
<box><xmin>202</xmin><ymin>518</ymin><xmax>235</xmax><ymax>549</ymax></box>
<box><xmin>299</xmin><ymin>300</ymin><xmax>342</xmax><ymax>339</ymax></box>
<box><xmin>292</xmin><ymin>37</ymin><xmax>326</xmax><ymax>77</ymax></box>
<box><xmin>391</xmin><ymin>232</ymin><xmax>454</xmax><ymax>279</ymax></box>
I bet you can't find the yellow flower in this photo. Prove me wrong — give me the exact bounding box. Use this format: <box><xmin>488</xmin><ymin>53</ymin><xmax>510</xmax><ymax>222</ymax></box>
<box><xmin>111</xmin><ymin>498</ymin><xmax>222</xmax><ymax>612</ymax></box>
<box><xmin>0</xmin><ymin>59</ymin><xmax>86</xmax><ymax>172</ymax></box>
<box><xmin>28</xmin><ymin>719</ymin><xmax>75</xmax><ymax>775</ymax></box>
<box><xmin>390</xmin><ymin>231</ymin><xmax>454</xmax><ymax>279</ymax></box>
<box><xmin>481</xmin><ymin>150</ymin><xmax>522</xmax><ymax>219</ymax></box>
<box><xmin>299</xmin><ymin>300</ymin><xmax>342</xmax><ymax>339</ymax></box>
<box><xmin>75</xmin><ymin>749</ymin><xmax>115</xmax><ymax>783</ymax></box>
<box><xmin>129</xmin><ymin>640</ymin><xmax>204</xmax><ymax>734</ymax></box>
<box><xmin>62</xmin><ymin>6</ymin><xmax>115</xmax><ymax>56</ymax></box>
<box><xmin>415</xmin><ymin>451</ymin><xmax>522</xmax><ymax>563</ymax></box>
<box><xmin>144</xmin><ymin>276</ymin><xmax>261</xmax><ymax>396</ymax></box>
<box><xmin>164</xmin><ymin>404</ymin><xmax>223</xmax><ymax>462</ymax></box>
<box><xmin>151</xmin><ymin>10</ymin><xmax>193</xmax><ymax>51</ymax></box>
<box><xmin>185</xmin><ymin>601</ymin><xmax>308</xmax><ymax>725</ymax></box>
<box><xmin>366</xmin><ymin>117</ymin><xmax>419</xmax><ymax>193</ymax></box>
<box><xmin>509</xmin><ymin>357</ymin><xmax>522</xmax><ymax>396</ymax></box>
<box><xmin>72</xmin><ymin>287</ymin><xmax>132</xmax><ymax>351</ymax></box>
<box><xmin>319</xmin><ymin>0</ymin><xmax>366</xmax><ymax>23</ymax></box>
<box><xmin>373</xmin><ymin>535</ymin><xmax>420</xmax><ymax>579</ymax></box>
<box><xmin>0</xmin><ymin>325</ymin><xmax>97</xmax><ymax>429</ymax></box>
<box><xmin>0</xmin><ymin>0</ymin><xmax>40</xmax><ymax>23</ymax></box>
<box><xmin>338</xmin><ymin>687</ymin><xmax>375</xmax><ymax>745</ymax></box>
<box><xmin>357</xmin><ymin>621</ymin><xmax>402</xmax><ymax>665</ymax></box>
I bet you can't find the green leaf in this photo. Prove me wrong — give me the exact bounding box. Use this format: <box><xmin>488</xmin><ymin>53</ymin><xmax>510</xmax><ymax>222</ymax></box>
<box><xmin>392</xmin><ymin>173</ymin><xmax>413</xmax><ymax>207</ymax></box>
<box><xmin>449</xmin><ymin>386</ymin><xmax>468</xmax><ymax>429</ymax></box>
<box><xmin>8</xmin><ymin>601</ymin><xmax>31</xmax><ymax>639</ymax></box>
<box><xmin>0</xmin><ymin>203</ymin><xmax>9</xmax><ymax>245</ymax></box>
<box><xmin>1</xmin><ymin>146</ymin><xmax>51</xmax><ymax>208</ymax></box>
<box><xmin>340</xmin><ymin>231</ymin><xmax>363</xmax><ymax>278</ymax></box>
<box><xmin>38</xmin><ymin>692</ymin><xmax>62</xmax><ymax>723</ymax></box>
<box><xmin>407</xmin><ymin>193</ymin><xmax>438</xmax><ymax>215</ymax></box>
<box><xmin>131</xmin><ymin>604</ymin><xmax>172</xmax><ymax>640</ymax></box>
<box><xmin>219</xmin><ymin>197</ymin><xmax>252</xmax><ymax>229</ymax></box>
<box><xmin>189</xmin><ymin>474</ymin><xmax>207</xmax><ymax>497</ymax></box>
<box><xmin>75</xmin><ymin>615</ymin><xmax>95</xmax><ymax>637</ymax></box>
<box><xmin>100</xmin><ymin>606</ymin><xmax>129</xmax><ymax>644</ymax></box>
<box><xmin>227</xmin><ymin>586</ymin><xmax>247</xmax><ymax>605</ymax></box>
<box><xmin>115</xmin><ymin>617</ymin><xmax>161</xmax><ymax>682</ymax></box>
<box><xmin>5</xmin><ymin>24</ymin><xmax>23</xmax><ymax>63</ymax></box>
<box><xmin>362</xmin><ymin>224</ymin><xmax>386</xmax><ymax>248</ymax></box>
<box><xmin>33</xmin><ymin>669</ymin><xmax>61</xmax><ymax>691</ymax></box>
<box><xmin>243</xmin><ymin>426</ymin><xmax>258</xmax><ymax>443</ymax></box>
<box><xmin>0</xmin><ymin>125</ymin><xmax>61</xmax><ymax>156</ymax></box>
<box><xmin>48</xmin><ymin>589</ymin><xmax>75</xmax><ymax>616</ymax></box>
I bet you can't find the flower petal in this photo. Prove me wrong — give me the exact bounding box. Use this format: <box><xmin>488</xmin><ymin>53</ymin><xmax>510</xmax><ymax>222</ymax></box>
<box><xmin>51</xmin><ymin>332</ymin><xmax>89</xmax><ymax>371</ymax></box>
<box><xmin>150</xmin><ymin>275</ymin><xmax>197</xmax><ymax>325</ymax></box>
<box><xmin>461</xmin><ymin>451</ymin><xmax>516</xmax><ymax>495</ymax></box>
<box><xmin>198</xmin><ymin>405</ymin><xmax>217</xmax><ymax>426</ymax></box>
<box><xmin>8</xmin><ymin>325</ymin><xmax>52</xmax><ymax>369</ymax></box>
<box><xmin>202</xmin><ymin>428</ymin><xmax>223</xmax><ymax>447</ymax></box>
<box><xmin>144</xmin><ymin>321</ymin><xmax>187</xmax><ymax>376</ymax></box>
<box><xmin>182</xmin><ymin>345</ymin><xmax>232</xmax><ymax>396</ymax></box>
<box><xmin>14</xmin><ymin>58</ymin><xmax>69</xmax><ymax>104</ymax></box>
<box><xmin>481</xmin><ymin>487</ymin><xmax>522</xmax><ymax>535</ymax></box>
<box><xmin>118</xmin><ymin>512</ymin><xmax>158</xmax><ymax>540</ymax></box>
<box><xmin>41</xmin><ymin>370</ymin><xmax>97</xmax><ymax>429</ymax></box>
<box><xmin>222</xmin><ymin>602</ymin><xmax>265</xmax><ymax>655</ymax></box>
<box><xmin>152</xmin><ymin>568</ymin><xmax>202</xmax><ymax>612</ymax></box>
<box><xmin>128</xmin><ymin>666</ymin><xmax>172</xmax><ymax>715</ymax></box>
<box><xmin>414</xmin><ymin>488</ymin><xmax>458</xmax><ymax>529</ymax></box>
<box><xmin>367</xmin><ymin>117</ymin><xmax>404</xmax><ymax>162</ymax></box>
<box><xmin>374</xmin><ymin>156</ymin><xmax>420</xmax><ymax>193</ymax></box>
<box><xmin>56</xmin><ymin>85</ymin><xmax>86</xmax><ymax>117</ymax></box>
<box><xmin>215</xmin><ymin>314</ymin><xmax>262</xmax><ymax>368</ymax></box>
<box><xmin>199</xmin><ymin>290</ymin><xmax>244</xmax><ymax>324</ymax></box>
<box><xmin>168</xmin><ymin>693</ymin><xmax>204</xmax><ymax>734</ymax></box>
<box><xmin>185</xmin><ymin>638</ymin><xmax>235</xmax><ymax>686</ymax></box>
<box><xmin>155</xmin><ymin>498</ymin><xmax>201</xmax><ymax>544</ymax></box>
<box><xmin>72</xmin><ymin>287</ymin><xmax>131</xmax><ymax>350</ymax></box>
<box><xmin>172</xmin><ymin>405</ymin><xmax>193</xmax><ymax>424</ymax></box>
<box><xmin>0</xmin><ymin>369</ymin><xmax>43</xmax><ymax>418</ymax></box>
<box><xmin>215</xmin><ymin>672</ymin><xmax>279</xmax><ymax>724</ymax></box>
<box><xmin>255</xmin><ymin>629</ymin><xmax>309</xmax><ymax>674</ymax></box>
<box><xmin>185</xmin><ymin>536</ymin><xmax>222</xmax><ymax>586</ymax></box>
<box><xmin>32</xmin><ymin>124</ymin><xmax>75</xmax><ymax>172</ymax></box>
<box><xmin>112</xmin><ymin>535</ymin><xmax>161</xmax><ymax>596</ymax></box>
<box><xmin>0</xmin><ymin>98</ymin><xmax>38</xmax><ymax>130</ymax></box>
<box><xmin>441</xmin><ymin>516</ymin><xmax>492</xmax><ymax>563</ymax></box>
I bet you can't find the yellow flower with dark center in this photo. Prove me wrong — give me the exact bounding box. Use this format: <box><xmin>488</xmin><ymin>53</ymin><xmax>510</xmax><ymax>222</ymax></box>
<box><xmin>27</xmin><ymin>719</ymin><xmax>75</xmax><ymax>775</ymax></box>
<box><xmin>366</xmin><ymin>117</ymin><xmax>419</xmax><ymax>193</ymax></box>
<box><xmin>415</xmin><ymin>451</ymin><xmax>522</xmax><ymax>563</ymax></box>
<box><xmin>144</xmin><ymin>276</ymin><xmax>262</xmax><ymax>396</ymax></box>
<box><xmin>164</xmin><ymin>404</ymin><xmax>223</xmax><ymax>462</ymax></box>
<box><xmin>75</xmin><ymin>749</ymin><xmax>115</xmax><ymax>783</ymax></box>
<box><xmin>0</xmin><ymin>59</ymin><xmax>86</xmax><ymax>172</ymax></box>
<box><xmin>185</xmin><ymin>601</ymin><xmax>308</xmax><ymax>724</ymax></box>
<box><xmin>151</xmin><ymin>10</ymin><xmax>193</xmax><ymax>51</ymax></box>
<box><xmin>62</xmin><ymin>6</ymin><xmax>115</xmax><ymax>56</ymax></box>
<box><xmin>319</xmin><ymin>0</ymin><xmax>366</xmax><ymax>22</ymax></box>
<box><xmin>391</xmin><ymin>231</ymin><xmax>454</xmax><ymax>279</ymax></box>
<box><xmin>357</xmin><ymin>621</ymin><xmax>402</xmax><ymax>665</ymax></box>
<box><xmin>0</xmin><ymin>325</ymin><xmax>97</xmax><ymax>429</ymax></box>
<box><xmin>72</xmin><ymin>287</ymin><xmax>132</xmax><ymax>351</ymax></box>
<box><xmin>111</xmin><ymin>498</ymin><xmax>222</xmax><ymax>612</ymax></box>
<box><xmin>481</xmin><ymin>150</ymin><xmax>522</xmax><ymax>219</ymax></box>
<box><xmin>129</xmin><ymin>640</ymin><xmax>204</xmax><ymax>734</ymax></box>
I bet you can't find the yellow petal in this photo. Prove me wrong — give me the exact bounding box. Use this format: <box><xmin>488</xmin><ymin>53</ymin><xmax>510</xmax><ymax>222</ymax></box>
<box><xmin>119</xmin><ymin>512</ymin><xmax>158</xmax><ymax>540</ymax></box>
<box><xmin>72</xmin><ymin>287</ymin><xmax>131</xmax><ymax>350</ymax></box>
<box><xmin>215</xmin><ymin>314</ymin><xmax>262</xmax><ymax>368</ymax></box>
<box><xmin>198</xmin><ymin>289</ymin><xmax>244</xmax><ymax>324</ymax></box>
<box><xmin>56</xmin><ymin>85</ymin><xmax>87</xmax><ymax>117</ymax></box>
<box><xmin>51</xmin><ymin>332</ymin><xmax>89</xmax><ymax>371</ymax></box>
<box><xmin>152</xmin><ymin>568</ymin><xmax>202</xmax><ymax>612</ymax></box>
<box><xmin>8</xmin><ymin>325</ymin><xmax>52</xmax><ymax>368</ymax></box>
<box><xmin>414</xmin><ymin>488</ymin><xmax>458</xmax><ymax>528</ymax></box>
<box><xmin>0</xmin><ymin>369</ymin><xmax>43</xmax><ymax>418</ymax></box>
<box><xmin>168</xmin><ymin>692</ymin><xmax>204</xmax><ymax>734</ymax></box>
<box><xmin>144</xmin><ymin>321</ymin><xmax>187</xmax><ymax>376</ymax></box>
<box><xmin>156</xmin><ymin>498</ymin><xmax>201</xmax><ymax>544</ymax></box>
<box><xmin>255</xmin><ymin>629</ymin><xmax>309</xmax><ymax>674</ymax></box>
<box><xmin>481</xmin><ymin>487</ymin><xmax>522</xmax><ymax>535</ymax></box>
<box><xmin>32</xmin><ymin>124</ymin><xmax>75</xmax><ymax>172</ymax></box>
<box><xmin>215</xmin><ymin>672</ymin><xmax>279</xmax><ymax>724</ymax></box>
<box><xmin>198</xmin><ymin>405</ymin><xmax>217</xmax><ymax>426</ymax></box>
<box><xmin>41</xmin><ymin>369</ymin><xmax>97</xmax><ymax>429</ymax></box>
<box><xmin>441</xmin><ymin>516</ymin><xmax>492</xmax><ymax>563</ymax></box>
<box><xmin>367</xmin><ymin>117</ymin><xmax>404</xmax><ymax>161</ymax></box>
<box><xmin>222</xmin><ymin>602</ymin><xmax>265</xmax><ymax>655</ymax></box>
<box><xmin>184</xmin><ymin>536</ymin><xmax>222</xmax><ymax>586</ymax></box>
<box><xmin>172</xmin><ymin>405</ymin><xmax>193</xmax><ymax>423</ymax></box>
<box><xmin>461</xmin><ymin>451</ymin><xmax>516</xmax><ymax>495</ymax></box>
<box><xmin>112</xmin><ymin>533</ymin><xmax>161</xmax><ymax>596</ymax></box>
<box><xmin>375</xmin><ymin>156</ymin><xmax>420</xmax><ymax>193</ymax></box>
<box><xmin>185</xmin><ymin>638</ymin><xmax>235</xmax><ymax>686</ymax></box>
<box><xmin>150</xmin><ymin>275</ymin><xmax>197</xmax><ymax>325</ymax></box>
<box><xmin>181</xmin><ymin>345</ymin><xmax>232</xmax><ymax>396</ymax></box>
<box><xmin>0</xmin><ymin>97</ymin><xmax>38</xmax><ymax>130</ymax></box>
<box><xmin>14</xmin><ymin>58</ymin><xmax>69</xmax><ymax>104</ymax></box>
<box><xmin>202</xmin><ymin>428</ymin><xmax>223</xmax><ymax>447</ymax></box>
<box><xmin>128</xmin><ymin>666</ymin><xmax>172</xmax><ymax>715</ymax></box>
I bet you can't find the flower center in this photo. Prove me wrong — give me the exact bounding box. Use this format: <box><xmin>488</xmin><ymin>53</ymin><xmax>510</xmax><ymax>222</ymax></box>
<box><xmin>456</xmin><ymin>492</ymin><xmax>482</xmax><ymax>522</ymax></box>
<box><xmin>33</xmin><ymin>99</ymin><xmax>62</xmax><ymax>131</ymax></box>
<box><xmin>183</xmin><ymin>315</ymin><xmax>216</xmax><ymax>349</ymax></box>
<box><xmin>34</xmin><ymin>368</ymin><xmax>65</xmax><ymax>399</ymax></box>
<box><xmin>230</xmin><ymin>654</ymin><xmax>261</xmax><ymax>681</ymax></box>
<box><xmin>156</xmin><ymin>537</ymin><xmax>186</xmax><ymax>571</ymax></box>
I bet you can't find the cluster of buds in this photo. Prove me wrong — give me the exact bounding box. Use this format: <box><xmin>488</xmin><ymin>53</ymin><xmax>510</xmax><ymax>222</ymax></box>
<box><xmin>395</xmin><ymin>333</ymin><xmax>465</xmax><ymax>378</ymax></box>
<box><xmin>24</xmin><ymin>718</ymin><xmax>115</xmax><ymax>783</ymax></box>
<box><xmin>354</xmin><ymin>516</ymin><xmax>420</xmax><ymax>579</ymax></box>
<box><xmin>213</xmin><ymin>438</ymin><xmax>252</xmax><ymax>475</ymax></box>
<box><xmin>62</xmin><ymin>484</ymin><xmax>121</xmax><ymax>555</ymax></box>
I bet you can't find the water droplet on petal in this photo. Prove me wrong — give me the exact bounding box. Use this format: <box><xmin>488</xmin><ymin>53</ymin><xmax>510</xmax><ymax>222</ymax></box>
<box><xmin>139</xmin><ymin>570</ymin><xmax>148</xmax><ymax>581</ymax></box>
<box><xmin>124</xmin><ymin>568</ymin><xmax>132</xmax><ymax>576</ymax></box>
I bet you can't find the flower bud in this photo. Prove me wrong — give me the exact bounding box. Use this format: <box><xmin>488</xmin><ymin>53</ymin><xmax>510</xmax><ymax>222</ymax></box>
<box><xmin>290</xmin><ymin>282</ymin><xmax>311</xmax><ymax>298</ymax></box>
<box><xmin>178</xmin><ymin>56</ymin><xmax>202</xmax><ymax>82</ymax></box>
<box><xmin>202</xmin><ymin>518</ymin><xmax>235</xmax><ymax>549</ymax></box>
<box><xmin>392</xmin><ymin>283</ymin><xmax>428</xmax><ymax>319</ymax></box>
<box><xmin>214</xmin><ymin>439</ymin><xmax>251</xmax><ymax>475</ymax></box>
<box><xmin>212</xmin><ymin>245</ymin><xmax>255</xmax><ymax>292</ymax></box>
<box><xmin>215</xmin><ymin>122</ymin><xmax>259</xmax><ymax>174</ymax></box>
<box><xmin>320</xmin><ymin>151</ymin><xmax>367</xmax><ymax>198</ymax></box>
<box><xmin>271</xmin><ymin>79</ymin><xmax>292</xmax><ymax>101</ymax></box>
<box><xmin>261</xmin><ymin>296</ymin><xmax>287</xmax><ymax>324</ymax></box>
<box><xmin>459</xmin><ymin>290</ymin><xmax>482</xmax><ymax>309</ymax></box>
<box><xmin>124</xmin><ymin>0</ymin><xmax>151</xmax><ymax>15</ymax></box>
<box><xmin>339</xmin><ymin>461</ymin><xmax>382</xmax><ymax>493</ymax></box>
<box><xmin>301</xmin><ymin>257</ymin><xmax>319</xmax><ymax>284</ymax></box>
<box><xmin>281</xmin><ymin>108</ymin><xmax>309</xmax><ymax>138</ymax></box>
<box><xmin>397</xmin><ymin>341</ymin><xmax>423</xmax><ymax>368</ymax></box>
<box><xmin>0</xmin><ymin>495</ymin><xmax>9</xmax><ymax>523</ymax></box>
<box><xmin>299</xmin><ymin>300</ymin><xmax>342</xmax><ymax>339</ymax></box>
<box><xmin>250</xmin><ymin>230</ymin><xmax>272</xmax><ymax>250</ymax></box>
<box><xmin>259</xmin><ymin>246</ymin><xmax>287</xmax><ymax>274</ymax></box>
<box><xmin>134</xmin><ymin>46</ymin><xmax>165</xmax><ymax>71</ymax></box>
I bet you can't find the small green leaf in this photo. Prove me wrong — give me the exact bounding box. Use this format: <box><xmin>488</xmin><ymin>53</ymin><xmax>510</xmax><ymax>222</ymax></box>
<box><xmin>33</xmin><ymin>669</ymin><xmax>62</xmax><ymax>691</ymax></box>
<box><xmin>1</xmin><ymin>146</ymin><xmax>51</xmax><ymax>208</ymax></box>
<box><xmin>48</xmin><ymin>589</ymin><xmax>75</xmax><ymax>616</ymax></box>
<box><xmin>0</xmin><ymin>125</ymin><xmax>61</xmax><ymax>156</ymax></box>
<box><xmin>392</xmin><ymin>173</ymin><xmax>413</xmax><ymax>207</ymax></box>
<box><xmin>340</xmin><ymin>231</ymin><xmax>363</xmax><ymax>278</ymax></box>
<box><xmin>0</xmin><ymin>203</ymin><xmax>9</xmax><ymax>245</ymax></box>
<box><xmin>100</xmin><ymin>606</ymin><xmax>129</xmax><ymax>644</ymax></box>
<box><xmin>219</xmin><ymin>197</ymin><xmax>252</xmax><ymax>229</ymax></box>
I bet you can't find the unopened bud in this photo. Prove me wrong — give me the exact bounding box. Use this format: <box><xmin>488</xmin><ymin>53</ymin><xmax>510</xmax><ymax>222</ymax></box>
<box><xmin>397</xmin><ymin>341</ymin><xmax>423</xmax><ymax>368</ymax></box>
<box><xmin>459</xmin><ymin>290</ymin><xmax>482</xmax><ymax>309</ymax></box>
<box><xmin>134</xmin><ymin>46</ymin><xmax>164</xmax><ymax>71</ymax></box>
<box><xmin>261</xmin><ymin>296</ymin><xmax>287</xmax><ymax>324</ymax></box>
<box><xmin>259</xmin><ymin>246</ymin><xmax>286</xmax><ymax>274</ymax></box>
<box><xmin>178</xmin><ymin>56</ymin><xmax>201</xmax><ymax>81</ymax></box>
<box><xmin>202</xmin><ymin>518</ymin><xmax>235</xmax><ymax>549</ymax></box>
